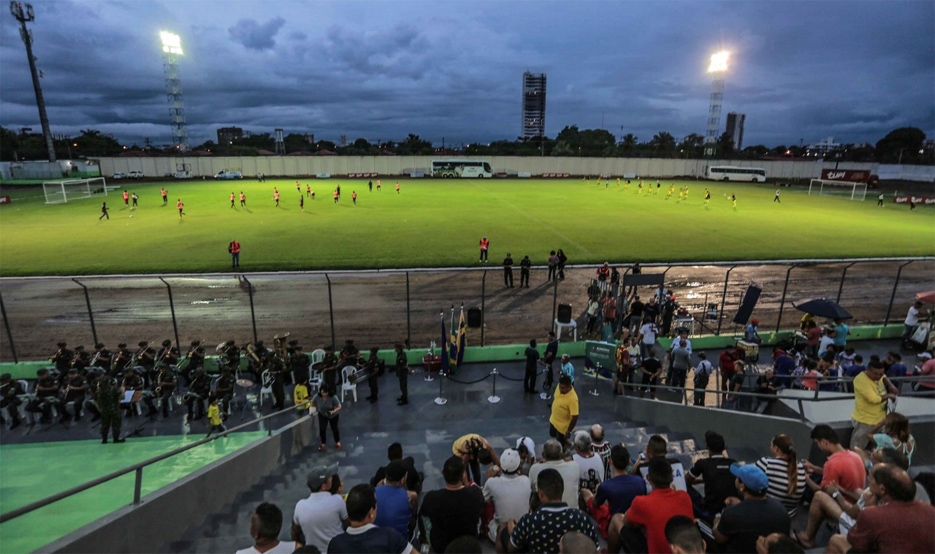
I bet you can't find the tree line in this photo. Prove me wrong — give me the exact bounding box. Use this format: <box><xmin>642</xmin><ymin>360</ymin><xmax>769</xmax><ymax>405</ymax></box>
<box><xmin>0</xmin><ymin>125</ymin><xmax>930</xmax><ymax>165</ymax></box>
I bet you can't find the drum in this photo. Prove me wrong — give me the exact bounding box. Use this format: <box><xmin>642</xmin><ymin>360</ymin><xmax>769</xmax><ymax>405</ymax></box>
<box><xmin>236</xmin><ymin>378</ymin><xmax>254</xmax><ymax>388</ymax></box>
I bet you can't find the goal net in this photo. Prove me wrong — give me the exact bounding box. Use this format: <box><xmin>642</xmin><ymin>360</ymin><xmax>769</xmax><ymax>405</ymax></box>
<box><xmin>42</xmin><ymin>177</ymin><xmax>108</xmax><ymax>205</ymax></box>
<box><xmin>808</xmin><ymin>179</ymin><xmax>867</xmax><ymax>201</ymax></box>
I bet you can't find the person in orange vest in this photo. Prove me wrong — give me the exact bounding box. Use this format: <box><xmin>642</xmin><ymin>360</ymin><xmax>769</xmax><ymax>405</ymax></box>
<box><xmin>122</xmin><ymin>190</ymin><xmax>129</xmax><ymax>207</ymax></box>
<box><xmin>376</xmin><ymin>179</ymin><xmax>382</xmax><ymax>191</ymax></box>
<box><xmin>273</xmin><ymin>188</ymin><xmax>280</xmax><ymax>207</ymax></box>
<box><xmin>351</xmin><ymin>191</ymin><xmax>357</xmax><ymax>205</ymax></box>
<box><xmin>239</xmin><ymin>191</ymin><xmax>246</xmax><ymax>207</ymax></box>
<box><xmin>229</xmin><ymin>239</ymin><xmax>240</xmax><ymax>268</ymax></box>
<box><xmin>177</xmin><ymin>199</ymin><xmax>185</xmax><ymax>218</ymax></box>
<box><xmin>479</xmin><ymin>236</ymin><xmax>489</xmax><ymax>263</ymax></box>
<box><xmin>230</xmin><ymin>192</ymin><xmax>235</xmax><ymax>208</ymax></box>
<box><xmin>395</xmin><ymin>182</ymin><xmax>400</xmax><ymax>194</ymax></box>
<box><xmin>333</xmin><ymin>189</ymin><xmax>339</xmax><ymax>203</ymax></box>
<box><xmin>296</xmin><ymin>181</ymin><xmax>301</xmax><ymax>192</ymax></box>
<box><xmin>306</xmin><ymin>184</ymin><xmax>311</xmax><ymax>197</ymax></box>
<box><xmin>160</xmin><ymin>188</ymin><xmax>168</xmax><ymax>205</ymax></box>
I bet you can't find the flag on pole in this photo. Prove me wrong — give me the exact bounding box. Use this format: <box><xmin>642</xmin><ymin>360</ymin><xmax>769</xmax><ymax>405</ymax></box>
<box><xmin>440</xmin><ymin>312</ymin><xmax>449</xmax><ymax>374</ymax></box>
<box><xmin>451</xmin><ymin>306</ymin><xmax>467</xmax><ymax>370</ymax></box>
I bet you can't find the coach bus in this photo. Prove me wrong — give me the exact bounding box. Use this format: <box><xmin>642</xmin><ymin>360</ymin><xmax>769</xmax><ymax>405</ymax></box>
<box><xmin>705</xmin><ymin>165</ymin><xmax>767</xmax><ymax>182</ymax></box>
<box><xmin>431</xmin><ymin>159</ymin><xmax>493</xmax><ymax>178</ymax></box>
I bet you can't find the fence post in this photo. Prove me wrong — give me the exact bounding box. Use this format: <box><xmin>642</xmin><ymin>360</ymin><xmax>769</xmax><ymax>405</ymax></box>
<box><xmin>0</xmin><ymin>291</ymin><xmax>18</xmax><ymax>363</ymax></box>
<box><xmin>775</xmin><ymin>265</ymin><xmax>797</xmax><ymax>333</ymax></box>
<box><xmin>325</xmin><ymin>274</ymin><xmax>336</xmax><ymax>348</ymax></box>
<box><xmin>242</xmin><ymin>276</ymin><xmax>258</xmax><ymax>344</ymax></box>
<box><xmin>834</xmin><ymin>262</ymin><xmax>856</xmax><ymax>304</ymax></box>
<box><xmin>159</xmin><ymin>278</ymin><xmax>181</xmax><ymax>350</ymax></box>
<box><xmin>133</xmin><ymin>467</ymin><xmax>143</xmax><ymax>505</ymax></box>
<box><xmin>884</xmin><ymin>261</ymin><xmax>913</xmax><ymax>325</ymax></box>
<box><xmin>715</xmin><ymin>266</ymin><xmax>736</xmax><ymax>336</ymax></box>
<box><xmin>481</xmin><ymin>271</ymin><xmax>487</xmax><ymax>347</ymax></box>
<box><xmin>71</xmin><ymin>279</ymin><xmax>98</xmax><ymax>347</ymax></box>
<box><xmin>406</xmin><ymin>272</ymin><xmax>411</xmax><ymax>350</ymax></box>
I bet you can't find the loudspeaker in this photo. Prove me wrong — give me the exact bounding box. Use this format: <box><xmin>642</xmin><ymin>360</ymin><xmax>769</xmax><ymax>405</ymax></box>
<box><xmin>732</xmin><ymin>285</ymin><xmax>762</xmax><ymax>325</ymax></box>
<box><xmin>557</xmin><ymin>303</ymin><xmax>573</xmax><ymax>323</ymax></box>
<box><xmin>467</xmin><ymin>307</ymin><xmax>482</xmax><ymax>328</ymax></box>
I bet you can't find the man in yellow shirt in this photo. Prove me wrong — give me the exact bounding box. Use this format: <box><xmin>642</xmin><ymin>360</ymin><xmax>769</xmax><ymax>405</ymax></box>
<box><xmin>851</xmin><ymin>361</ymin><xmax>896</xmax><ymax>449</ymax></box>
<box><xmin>549</xmin><ymin>375</ymin><xmax>579</xmax><ymax>450</ymax></box>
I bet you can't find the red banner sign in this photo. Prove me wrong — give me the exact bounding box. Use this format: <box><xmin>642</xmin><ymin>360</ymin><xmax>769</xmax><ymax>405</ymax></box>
<box><xmin>821</xmin><ymin>169</ymin><xmax>876</xmax><ymax>184</ymax></box>
<box><xmin>0</xmin><ymin>196</ymin><xmax>10</xmax><ymax>204</ymax></box>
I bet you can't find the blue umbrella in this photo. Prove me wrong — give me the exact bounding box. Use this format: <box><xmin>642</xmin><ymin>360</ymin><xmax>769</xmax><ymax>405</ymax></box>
<box><xmin>794</xmin><ymin>298</ymin><xmax>853</xmax><ymax>320</ymax></box>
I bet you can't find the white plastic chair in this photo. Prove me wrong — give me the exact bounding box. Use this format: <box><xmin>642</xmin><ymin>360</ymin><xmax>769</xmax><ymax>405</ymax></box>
<box><xmin>15</xmin><ymin>379</ymin><xmax>31</xmax><ymax>425</ymax></box>
<box><xmin>258</xmin><ymin>370</ymin><xmax>273</xmax><ymax>407</ymax></box>
<box><xmin>340</xmin><ymin>365</ymin><xmax>358</xmax><ymax>403</ymax></box>
<box><xmin>307</xmin><ymin>369</ymin><xmax>323</xmax><ymax>395</ymax></box>
<box><xmin>310</xmin><ymin>349</ymin><xmax>326</xmax><ymax>366</ymax></box>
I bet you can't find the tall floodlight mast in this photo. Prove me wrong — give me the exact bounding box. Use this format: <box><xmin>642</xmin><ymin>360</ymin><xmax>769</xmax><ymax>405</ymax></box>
<box><xmin>704</xmin><ymin>51</ymin><xmax>729</xmax><ymax>158</ymax></box>
<box><xmin>160</xmin><ymin>31</ymin><xmax>189</xmax><ymax>153</ymax></box>
<box><xmin>10</xmin><ymin>2</ymin><xmax>56</xmax><ymax>161</ymax></box>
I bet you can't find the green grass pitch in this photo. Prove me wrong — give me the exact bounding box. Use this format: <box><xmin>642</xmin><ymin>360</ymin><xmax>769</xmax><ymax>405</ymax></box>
<box><xmin>0</xmin><ymin>178</ymin><xmax>932</xmax><ymax>276</ymax></box>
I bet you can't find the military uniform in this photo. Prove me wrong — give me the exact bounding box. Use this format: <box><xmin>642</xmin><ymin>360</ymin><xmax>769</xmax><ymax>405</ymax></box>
<box><xmin>111</xmin><ymin>344</ymin><xmax>133</xmax><ymax>375</ymax></box>
<box><xmin>290</xmin><ymin>347</ymin><xmax>310</xmax><ymax>387</ymax></box>
<box><xmin>214</xmin><ymin>370</ymin><xmax>235</xmax><ymax>417</ymax></box>
<box><xmin>268</xmin><ymin>357</ymin><xmax>288</xmax><ymax>410</ymax></box>
<box><xmin>155</xmin><ymin>367</ymin><xmax>178</xmax><ymax>418</ymax></box>
<box><xmin>186</xmin><ymin>370</ymin><xmax>211</xmax><ymax>422</ymax></box>
<box><xmin>95</xmin><ymin>377</ymin><xmax>123</xmax><ymax>443</ymax></box>
<box><xmin>60</xmin><ymin>370</ymin><xmax>87</xmax><ymax>422</ymax></box>
<box><xmin>320</xmin><ymin>349</ymin><xmax>340</xmax><ymax>391</ymax></box>
<box><xmin>50</xmin><ymin>342</ymin><xmax>73</xmax><ymax>374</ymax></box>
<box><xmin>364</xmin><ymin>349</ymin><xmax>384</xmax><ymax>403</ymax></box>
<box><xmin>395</xmin><ymin>346</ymin><xmax>410</xmax><ymax>405</ymax></box>
<box><xmin>0</xmin><ymin>374</ymin><xmax>24</xmax><ymax>428</ymax></box>
<box><xmin>27</xmin><ymin>370</ymin><xmax>61</xmax><ymax>423</ymax></box>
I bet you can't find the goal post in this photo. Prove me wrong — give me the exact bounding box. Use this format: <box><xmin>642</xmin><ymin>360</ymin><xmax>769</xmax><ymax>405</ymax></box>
<box><xmin>42</xmin><ymin>177</ymin><xmax>108</xmax><ymax>205</ymax></box>
<box><xmin>807</xmin><ymin>179</ymin><xmax>867</xmax><ymax>201</ymax></box>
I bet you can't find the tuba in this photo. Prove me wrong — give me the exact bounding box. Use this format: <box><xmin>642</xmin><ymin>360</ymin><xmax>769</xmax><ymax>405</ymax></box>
<box><xmin>272</xmin><ymin>332</ymin><xmax>290</xmax><ymax>363</ymax></box>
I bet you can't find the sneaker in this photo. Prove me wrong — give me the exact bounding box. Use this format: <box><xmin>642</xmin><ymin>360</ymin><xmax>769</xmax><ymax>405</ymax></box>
<box><xmin>336</xmin><ymin>442</ymin><xmax>342</xmax><ymax>450</ymax></box>
<box><xmin>113</xmin><ymin>438</ymin><xmax>125</xmax><ymax>443</ymax></box>
<box><xmin>397</xmin><ymin>399</ymin><xmax>408</xmax><ymax>406</ymax></box>
<box><xmin>318</xmin><ymin>444</ymin><xmax>326</xmax><ymax>451</ymax></box>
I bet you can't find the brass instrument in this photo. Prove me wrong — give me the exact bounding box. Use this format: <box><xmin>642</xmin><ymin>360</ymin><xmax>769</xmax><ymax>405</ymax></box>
<box><xmin>89</xmin><ymin>350</ymin><xmax>101</xmax><ymax>367</ymax></box>
<box><xmin>111</xmin><ymin>349</ymin><xmax>129</xmax><ymax>373</ymax></box>
<box><xmin>244</xmin><ymin>342</ymin><xmax>261</xmax><ymax>364</ymax></box>
<box><xmin>50</xmin><ymin>347</ymin><xmax>64</xmax><ymax>363</ymax></box>
<box><xmin>272</xmin><ymin>332</ymin><xmax>291</xmax><ymax>364</ymax></box>
<box><xmin>177</xmin><ymin>339</ymin><xmax>204</xmax><ymax>372</ymax></box>
<box><xmin>134</xmin><ymin>340</ymin><xmax>155</xmax><ymax>363</ymax></box>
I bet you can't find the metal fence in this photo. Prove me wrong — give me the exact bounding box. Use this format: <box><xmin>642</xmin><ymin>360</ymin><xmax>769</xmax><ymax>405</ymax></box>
<box><xmin>1</xmin><ymin>258</ymin><xmax>932</xmax><ymax>363</ymax></box>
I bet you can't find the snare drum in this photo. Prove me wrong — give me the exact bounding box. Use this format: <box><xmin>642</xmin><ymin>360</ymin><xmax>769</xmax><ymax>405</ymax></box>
<box><xmin>236</xmin><ymin>378</ymin><xmax>254</xmax><ymax>388</ymax></box>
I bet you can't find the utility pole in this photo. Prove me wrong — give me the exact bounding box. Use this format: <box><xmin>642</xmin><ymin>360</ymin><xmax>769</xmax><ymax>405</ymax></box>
<box><xmin>10</xmin><ymin>2</ymin><xmax>56</xmax><ymax>161</ymax></box>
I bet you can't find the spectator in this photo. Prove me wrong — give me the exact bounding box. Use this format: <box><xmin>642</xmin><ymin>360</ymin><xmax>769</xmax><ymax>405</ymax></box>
<box><xmin>686</xmin><ymin>431</ymin><xmax>739</xmax><ymax>519</ymax></box>
<box><xmin>559</xmin><ymin>531</ymin><xmax>599</xmax><ymax>554</ymax></box>
<box><xmin>722</xmin><ymin>360</ymin><xmax>746</xmax><ymax>411</ymax></box>
<box><xmin>292</xmin><ymin>463</ymin><xmax>348</xmax><ymax>553</ymax></box>
<box><xmin>818</xmin><ymin>327</ymin><xmax>836</xmax><ymax>358</ymax></box>
<box><xmin>370</xmin><ymin>442</ymin><xmax>423</xmax><ymax>494</ymax></box>
<box><xmin>773</xmin><ymin>349</ymin><xmax>796</xmax><ymax>388</ymax></box>
<box><xmin>664</xmin><ymin>515</ymin><xmax>705</xmax><ymax>554</ymax></box>
<box><xmin>912</xmin><ymin>351</ymin><xmax>935</xmax><ymax>396</ymax></box>
<box><xmin>691</xmin><ymin>352</ymin><xmax>714</xmax><ymax>406</ymax></box>
<box><xmin>548</xmin><ymin>375</ymin><xmax>578</xmax><ymax>450</ymax></box>
<box><xmin>481</xmin><ymin>448</ymin><xmax>530</xmax><ymax>545</ymax></box>
<box><xmin>825</xmin><ymin>464</ymin><xmax>935</xmax><ymax>554</ymax></box>
<box><xmin>638</xmin><ymin>317</ymin><xmax>659</xmax><ymax>359</ymax></box>
<box><xmin>714</xmin><ymin>464</ymin><xmax>790</xmax><ymax>554</ymax></box>
<box><xmin>843</xmin><ymin>354</ymin><xmax>866</xmax><ymax>391</ymax></box>
<box><xmin>803</xmin><ymin>425</ymin><xmax>866</xmax><ymax>496</ymax></box>
<box><xmin>515</xmin><ymin>436</ymin><xmax>536</xmax><ymax>476</ymax></box>
<box><xmin>754</xmin><ymin>368</ymin><xmax>783</xmax><ymax>413</ymax></box>
<box><xmin>420</xmin><ymin>456</ymin><xmax>485</xmax><ymax>554</ymax></box>
<box><xmin>902</xmin><ymin>300</ymin><xmax>927</xmax><ymax>342</ymax></box>
<box><xmin>236</xmin><ymin>502</ymin><xmax>300</xmax><ymax>554</ymax></box>
<box><xmin>744</xmin><ymin>318</ymin><xmax>762</xmax><ymax>344</ymax></box>
<box><xmin>444</xmin><ymin>536</ymin><xmax>482</xmax><ymax>553</ymax></box>
<box><xmin>668</xmin><ymin>339</ymin><xmax>692</xmax><ymax>390</ymax></box>
<box><xmin>805</xmin><ymin>320</ymin><xmax>822</xmax><ymax>358</ymax></box>
<box><xmin>801</xmin><ymin>359</ymin><xmax>822</xmax><ymax>392</ymax></box>
<box><xmin>638</xmin><ymin>349</ymin><xmax>663</xmax><ymax>400</ymax></box>
<box><xmin>452</xmin><ymin>433</ymin><xmax>499</xmax><ymax>486</ymax></box>
<box><xmin>505</xmin><ymin>468</ymin><xmax>599</xmax><ymax>554</ymax></box>
<box><xmin>864</xmin><ymin>412</ymin><xmax>916</xmax><ymax>466</ymax></box>
<box><xmin>630</xmin><ymin>434</ymin><xmax>688</xmax><ymax>492</ymax></box>
<box><xmin>374</xmin><ymin>460</ymin><xmax>418</xmax><ymax>542</ymax></box>
<box><xmin>833</xmin><ymin>318</ymin><xmax>850</xmax><ymax>349</ymax></box>
<box><xmin>572</xmin><ymin>430</ymin><xmax>604</xmax><ymax>494</ymax></box>
<box><xmin>718</xmin><ymin>345</ymin><xmax>740</xmax><ymax>391</ymax></box>
<box><xmin>610</xmin><ymin>457</ymin><xmax>693</xmax><ymax>554</ymax></box>
<box><xmin>529</xmin><ymin>439</ymin><xmax>581</xmax><ymax>508</ymax></box>
<box><xmin>589</xmin><ymin>424</ymin><xmax>612</xmax><ymax>480</ymax></box>
<box><xmin>885</xmin><ymin>352</ymin><xmax>908</xmax><ymax>379</ymax></box>
<box><xmin>851</xmin><ymin>361</ymin><xmax>897</xmax><ymax>450</ymax></box>
<box><xmin>627</xmin><ymin>296</ymin><xmax>644</xmax><ymax>336</ymax></box>
<box><xmin>755</xmin><ymin>533</ymin><xmax>804</xmax><ymax>554</ymax></box>
<box><xmin>755</xmin><ymin>434</ymin><xmax>807</xmax><ymax>517</ymax></box>
<box><xmin>582</xmin><ymin>444</ymin><xmax>647</xmax><ymax>521</ymax></box>
<box><xmin>327</xmin><ymin>484</ymin><xmax>414</xmax><ymax>554</ymax></box>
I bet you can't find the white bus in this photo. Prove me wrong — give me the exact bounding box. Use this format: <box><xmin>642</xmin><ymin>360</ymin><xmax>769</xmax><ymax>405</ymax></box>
<box><xmin>705</xmin><ymin>165</ymin><xmax>767</xmax><ymax>182</ymax></box>
<box><xmin>431</xmin><ymin>159</ymin><xmax>493</xmax><ymax>178</ymax></box>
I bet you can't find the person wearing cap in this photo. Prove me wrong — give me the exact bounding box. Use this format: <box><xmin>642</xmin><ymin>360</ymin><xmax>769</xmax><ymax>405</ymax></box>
<box><xmin>26</xmin><ymin>368</ymin><xmax>61</xmax><ymax>424</ymax></box>
<box><xmin>912</xmin><ymin>351</ymin><xmax>935</xmax><ymax>395</ymax></box>
<box><xmin>91</xmin><ymin>343</ymin><xmax>112</xmax><ymax>372</ymax></box>
<box><xmin>50</xmin><ymin>341</ymin><xmax>73</xmax><ymax>373</ymax></box>
<box><xmin>549</xmin><ymin>375</ymin><xmax>578</xmax><ymax>450</ymax></box>
<box><xmin>235</xmin><ymin>502</ymin><xmax>299</xmax><ymax>554</ymax></box>
<box><xmin>744</xmin><ymin>318</ymin><xmax>762</xmax><ymax>344</ymax></box>
<box><xmin>95</xmin><ymin>373</ymin><xmax>124</xmax><ymax>444</ymax></box>
<box><xmin>70</xmin><ymin>345</ymin><xmax>90</xmax><ymax>373</ymax></box>
<box><xmin>154</xmin><ymin>363</ymin><xmax>178</xmax><ymax>418</ymax></box>
<box><xmin>292</xmin><ymin>461</ymin><xmax>347</xmax><ymax>552</ymax></box>
<box><xmin>374</xmin><ymin>460</ymin><xmax>418</xmax><ymax>541</ymax></box>
<box><xmin>59</xmin><ymin>367</ymin><xmax>88</xmax><ymax>423</ymax></box>
<box><xmin>482</xmin><ymin>448</ymin><xmax>531</xmax><ymax>544</ymax></box>
<box><xmin>157</xmin><ymin>339</ymin><xmax>180</xmax><ymax>369</ymax></box>
<box><xmin>328</xmin><ymin>484</ymin><xmax>414</xmax><ymax>554</ymax></box>
<box><xmin>0</xmin><ymin>373</ymin><xmax>25</xmax><ymax>429</ymax></box>
<box><xmin>112</xmin><ymin>342</ymin><xmax>132</xmax><ymax>374</ymax></box>
<box><xmin>394</xmin><ymin>344</ymin><xmax>413</xmax><ymax>406</ymax></box>
<box><xmin>134</xmin><ymin>340</ymin><xmax>156</xmax><ymax>378</ymax></box>
<box><xmin>713</xmin><ymin>463</ymin><xmax>789</xmax><ymax>553</ymax></box>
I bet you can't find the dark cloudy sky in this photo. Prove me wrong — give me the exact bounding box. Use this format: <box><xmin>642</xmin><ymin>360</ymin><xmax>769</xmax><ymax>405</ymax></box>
<box><xmin>1</xmin><ymin>0</ymin><xmax>933</xmax><ymax>149</ymax></box>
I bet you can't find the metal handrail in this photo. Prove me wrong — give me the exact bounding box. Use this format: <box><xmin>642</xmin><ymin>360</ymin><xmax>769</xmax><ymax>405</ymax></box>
<box><xmin>0</xmin><ymin>403</ymin><xmax>309</xmax><ymax>524</ymax></box>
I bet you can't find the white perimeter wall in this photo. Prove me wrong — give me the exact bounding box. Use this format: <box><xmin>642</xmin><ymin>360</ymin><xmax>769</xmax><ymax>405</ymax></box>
<box><xmin>95</xmin><ymin>156</ymin><xmax>880</xmax><ymax>181</ymax></box>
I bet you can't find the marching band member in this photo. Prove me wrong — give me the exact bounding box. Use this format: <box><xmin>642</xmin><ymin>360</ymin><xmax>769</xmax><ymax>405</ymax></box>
<box><xmin>157</xmin><ymin>339</ymin><xmax>180</xmax><ymax>368</ymax></box>
<box><xmin>59</xmin><ymin>367</ymin><xmax>88</xmax><ymax>422</ymax></box>
<box><xmin>70</xmin><ymin>345</ymin><xmax>90</xmax><ymax>374</ymax></box>
<box><xmin>96</xmin><ymin>375</ymin><xmax>124</xmax><ymax>444</ymax></box>
<box><xmin>90</xmin><ymin>343</ymin><xmax>112</xmax><ymax>373</ymax></box>
<box><xmin>186</xmin><ymin>369</ymin><xmax>211</xmax><ymax>423</ymax></box>
<box><xmin>50</xmin><ymin>341</ymin><xmax>73</xmax><ymax>373</ymax></box>
<box><xmin>215</xmin><ymin>367</ymin><xmax>235</xmax><ymax>418</ymax></box>
<box><xmin>0</xmin><ymin>373</ymin><xmax>24</xmax><ymax>429</ymax></box>
<box><xmin>27</xmin><ymin>368</ymin><xmax>61</xmax><ymax>423</ymax></box>
<box><xmin>155</xmin><ymin>365</ymin><xmax>178</xmax><ymax>418</ymax></box>
<box><xmin>111</xmin><ymin>343</ymin><xmax>133</xmax><ymax>375</ymax></box>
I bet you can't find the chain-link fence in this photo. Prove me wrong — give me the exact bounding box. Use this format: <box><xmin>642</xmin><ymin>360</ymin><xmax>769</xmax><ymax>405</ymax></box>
<box><xmin>1</xmin><ymin>258</ymin><xmax>932</xmax><ymax>363</ymax></box>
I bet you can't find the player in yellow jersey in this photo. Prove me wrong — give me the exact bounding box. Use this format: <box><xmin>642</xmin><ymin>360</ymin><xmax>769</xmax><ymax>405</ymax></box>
<box><xmin>731</xmin><ymin>193</ymin><xmax>737</xmax><ymax>209</ymax></box>
<box><xmin>704</xmin><ymin>189</ymin><xmax>711</xmax><ymax>208</ymax></box>
<box><xmin>666</xmin><ymin>185</ymin><xmax>674</xmax><ymax>199</ymax></box>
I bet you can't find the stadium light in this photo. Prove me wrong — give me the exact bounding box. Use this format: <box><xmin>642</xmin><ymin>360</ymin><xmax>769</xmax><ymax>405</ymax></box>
<box><xmin>160</xmin><ymin>31</ymin><xmax>183</xmax><ymax>55</ymax></box>
<box><xmin>708</xmin><ymin>51</ymin><xmax>729</xmax><ymax>73</ymax></box>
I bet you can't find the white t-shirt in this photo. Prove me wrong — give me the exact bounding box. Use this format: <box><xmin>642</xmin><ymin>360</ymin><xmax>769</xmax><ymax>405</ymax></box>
<box><xmin>293</xmin><ymin>492</ymin><xmax>348</xmax><ymax>552</ymax></box>
<box><xmin>905</xmin><ymin>306</ymin><xmax>921</xmax><ymax>326</ymax></box>
<box><xmin>572</xmin><ymin>452</ymin><xmax>605</xmax><ymax>493</ymax></box>
<box><xmin>235</xmin><ymin>541</ymin><xmax>297</xmax><ymax>554</ymax></box>
<box><xmin>528</xmin><ymin>459</ymin><xmax>581</xmax><ymax>507</ymax></box>
<box><xmin>640</xmin><ymin>323</ymin><xmax>657</xmax><ymax>345</ymax></box>
<box><xmin>483</xmin><ymin>473</ymin><xmax>532</xmax><ymax>524</ymax></box>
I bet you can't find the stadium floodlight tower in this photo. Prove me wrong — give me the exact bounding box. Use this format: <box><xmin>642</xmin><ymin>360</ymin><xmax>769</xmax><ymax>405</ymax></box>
<box><xmin>10</xmin><ymin>2</ymin><xmax>56</xmax><ymax>162</ymax></box>
<box><xmin>160</xmin><ymin>31</ymin><xmax>189</xmax><ymax>153</ymax></box>
<box><xmin>704</xmin><ymin>50</ymin><xmax>729</xmax><ymax>158</ymax></box>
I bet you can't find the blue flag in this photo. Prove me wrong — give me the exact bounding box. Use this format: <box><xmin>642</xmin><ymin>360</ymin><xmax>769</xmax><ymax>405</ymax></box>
<box><xmin>451</xmin><ymin>309</ymin><xmax>466</xmax><ymax>369</ymax></box>
<box><xmin>441</xmin><ymin>315</ymin><xmax>449</xmax><ymax>374</ymax></box>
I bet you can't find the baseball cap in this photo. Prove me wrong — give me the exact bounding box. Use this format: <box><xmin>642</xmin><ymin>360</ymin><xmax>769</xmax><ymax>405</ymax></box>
<box><xmin>499</xmin><ymin>448</ymin><xmax>521</xmax><ymax>473</ymax></box>
<box><xmin>919</xmin><ymin>352</ymin><xmax>933</xmax><ymax>360</ymax></box>
<box><xmin>385</xmin><ymin>460</ymin><xmax>408</xmax><ymax>482</ymax></box>
<box><xmin>730</xmin><ymin>463</ymin><xmax>768</xmax><ymax>494</ymax></box>
<box><xmin>307</xmin><ymin>462</ymin><xmax>339</xmax><ymax>490</ymax></box>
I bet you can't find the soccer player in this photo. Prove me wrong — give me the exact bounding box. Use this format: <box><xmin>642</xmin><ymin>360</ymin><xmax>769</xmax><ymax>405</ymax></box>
<box><xmin>122</xmin><ymin>190</ymin><xmax>129</xmax><ymax>207</ymax></box>
<box><xmin>666</xmin><ymin>185</ymin><xmax>674</xmax><ymax>199</ymax></box>
<box><xmin>274</xmin><ymin>188</ymin><xmax>280</xmax><ymax>207</ymax></box>
<box><xmin>376</xmin><ymin>179</ymin><xmax>381</xmax><ymax>191</ymax></box>
<box><xmin>177</xmin><ymin>199</ymin><xmax>185</xmax><ymax>218</ymax></box>
<box><xmin>333</xmin><ymin>189</ymin><xmax>339</xmax><ymax>203</ymax></box>
<box><xmin>161</xmin><ymin>188</ymin><xmax>168</xmax><ymax>205</ymax></box>
<box><xmin>239</xmin><ymin>191</ymin><xmax>246</xmax><ymax>207</ymax></box>
<box><xmin>677</xmin><ymin>187</ymin><xmax>685</xmax><ymax>203</ymax></box>
<box><xmin>306</xmin><ymin>184</ymin><xmax>311</xmax><ymax>197</ymax></box>
<box><xmin>616</xmin><ymin>177</ymin><xmax>621</xmax><ymax>186</ymax></box>
<box><xmin>730</xmin><ymin>194</ymin><xmax>737</xmax><ymax>210</ymax></box>
<box><xmin>230</xmin><ymin>192</ymin><xmax>235</xmax><ymax>208</ymax></box>
<box><xmin>352</xmin><ymin>191</ymin><xmax>357</xmax><ymax>205</ymax></box>
<box><xmin>99</xmin><ymin>201</ymin><xmax>109</xmax><ymax>220</ymax></box>
<box><xmin>877</xmin><ymin>192</ymin><xmax>884</xmax><ymax>207</ymax></box>
<box><xmin>296</xmin><ymin>181</ymin><xmax>300</xmax><ymax>192</ymax></box>
<box><xmin>300</xmin><ymin>195</ymin><xmax>304</xmax><ymax>211</ymax></box>
<box><xmin>395</xmin><ymin>182</ymin><xmax>400</xmax><ymax>194</ymax></box>
<box><xmin>704</xmin><ymin>189</ymin><xmax>711</xmax><ymax>208</ymax></box>
<box><xmin>131</xmin><ymin>192</ymin><xmax>139</xmax><ymax>208</ymax></box>
<box><xmin>656</xmin><ymin>181</ymin><xmax>661</xmax><ymax>194</ymax></box>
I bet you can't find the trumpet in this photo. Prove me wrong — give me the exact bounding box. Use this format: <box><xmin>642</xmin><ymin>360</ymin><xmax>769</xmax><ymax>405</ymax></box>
<box><xmin>89</xmin><ymin>350</ymin><xmax>101</xmax><ymax>367</ymax></box>
<box><xmin>50</xmin><ymin>347</ymin><xmax>64</xmax><ymax>363</ymax></box>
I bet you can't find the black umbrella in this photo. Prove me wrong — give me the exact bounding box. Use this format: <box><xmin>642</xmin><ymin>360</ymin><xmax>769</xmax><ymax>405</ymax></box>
<box><xmin>794</xmin><ymin>298</ymin><xmax>853</xmax><ymax>320</ymax></box>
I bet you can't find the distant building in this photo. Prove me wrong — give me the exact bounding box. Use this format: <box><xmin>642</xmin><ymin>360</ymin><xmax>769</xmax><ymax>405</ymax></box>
<box><xmin>217</xmin><ymin>126</ymin><xmax>243</xmax><ymax>145</ymax></box>
<box><xmin>522</xmin><ymin>72</ymin><xmax>547</xmax><ymax>140</ymax></box>
<box><xmin>805</xmin><ymin>137</ymin><xmax>841</xmax><ymax>157</ymax></box>
<box><xmin>725</xmin><ymin>112</ymin><xmax>745</xmax><ymax>150</ymax></box>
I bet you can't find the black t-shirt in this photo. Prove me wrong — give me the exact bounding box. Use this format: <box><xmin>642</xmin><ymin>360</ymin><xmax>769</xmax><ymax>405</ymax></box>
<box><xmin>420</xmin><ymin>486</ymin><xmax>485</xmax><ymax>553</ymax></box>
<box><xmin>718</xmin><ymin>497</ymin><xmax>791</xmax><ymax>554</ymax></box>
<box><xmin>525</xmin><ymin>347</ymin><xmax>540</xmax><ymax>370</ymax></box>
<box><xmin>641</xmin><ymin>357</ymin><xmax>662</xmax><ymax>375</ymax></box>
<box><xmin>688</xmin><ymin>456</ymin><xmax>738</xmax><ymax>514</ymax></box>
